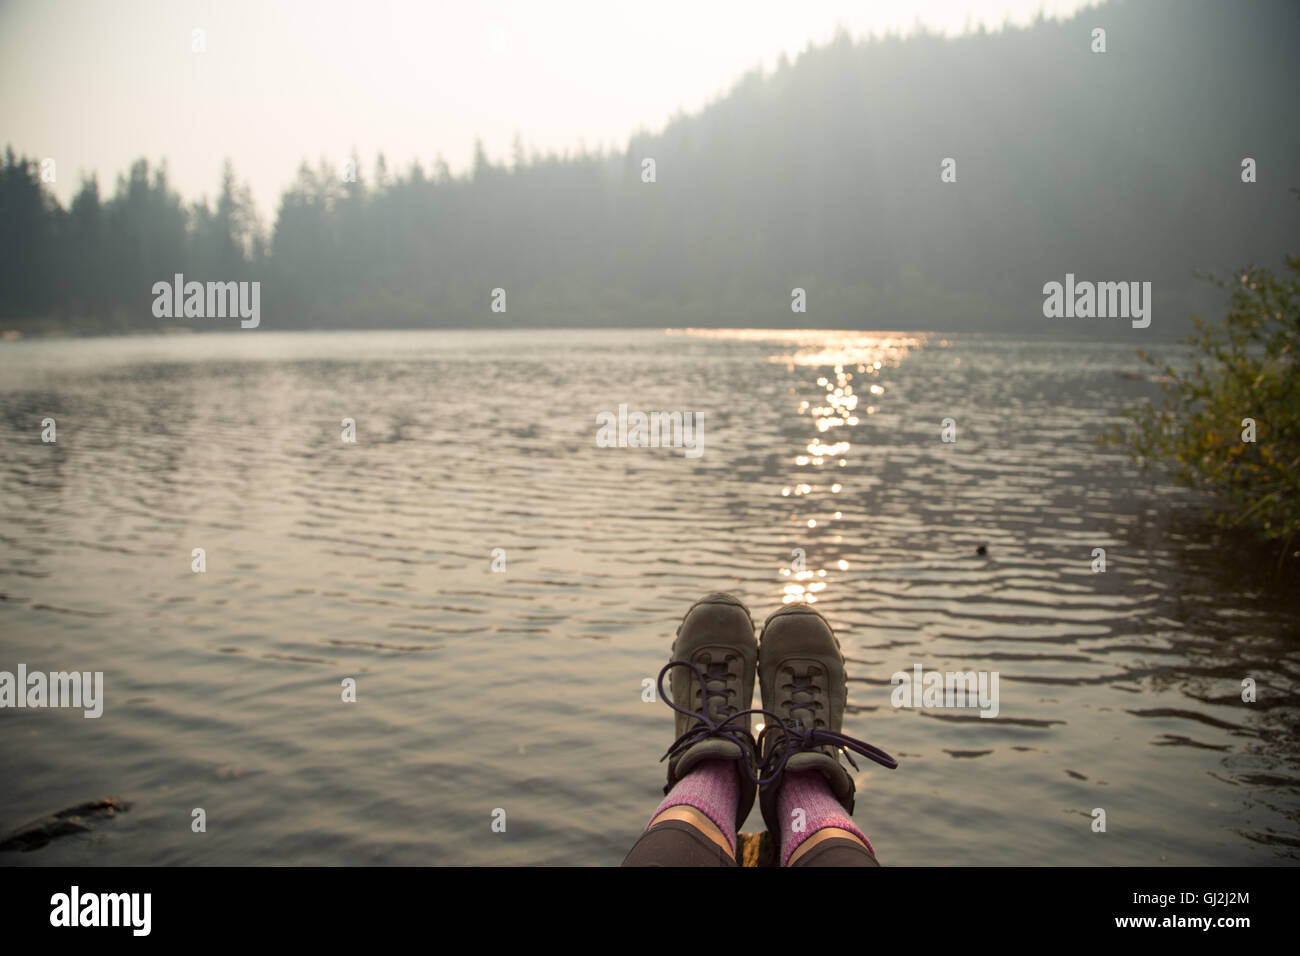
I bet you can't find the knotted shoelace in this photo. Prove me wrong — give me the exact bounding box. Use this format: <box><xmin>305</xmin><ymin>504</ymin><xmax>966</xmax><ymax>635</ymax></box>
<box><xmin>656</xmin><ymin>659</ymin><xmax>899</xmax><ymax>786</ymax></box>
<box><xmin>758</xmin><ymin>717</ymin><xmax>899</xmax><ymax>779</ymax></box>
<box><xmin>760</xmin><ymin>671</ymin><xmax>899</xmax><ymax>777</ymax></box>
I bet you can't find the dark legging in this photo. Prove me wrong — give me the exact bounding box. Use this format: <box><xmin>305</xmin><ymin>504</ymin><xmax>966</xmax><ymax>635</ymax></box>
<box><xmin>622</xmin><ymin>820</ymin><xmax>880</xmax><ymax>867</ymax></box>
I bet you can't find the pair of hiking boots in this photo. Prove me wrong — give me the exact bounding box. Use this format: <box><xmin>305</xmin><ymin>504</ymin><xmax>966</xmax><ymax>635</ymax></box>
<box><xmin>658</xmin><ymin>592</ymin><xmax>897</xmax><ymax>835</ymax></box>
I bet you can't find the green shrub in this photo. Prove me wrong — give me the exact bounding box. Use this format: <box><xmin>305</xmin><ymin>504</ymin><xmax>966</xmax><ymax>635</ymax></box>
<box><xmin>1115</xmin><ymin>253</ymin><xmax>1299</xmax><ymax>545</ymax></box>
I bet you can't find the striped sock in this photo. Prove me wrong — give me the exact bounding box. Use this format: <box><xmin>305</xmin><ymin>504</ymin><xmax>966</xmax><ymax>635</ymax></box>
<box><xmin>648</xmin><ymin>759</ymin><xmax>740</xmax><ymax>854</ymax></box>
<box><xmin>777</xmin><ymin>770</ymin><xmax>874</xmax><ymax>866</ymax></box>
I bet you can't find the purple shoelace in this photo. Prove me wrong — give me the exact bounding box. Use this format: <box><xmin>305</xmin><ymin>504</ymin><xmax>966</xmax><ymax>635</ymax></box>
<box><xmin>656</xmin><ymin>659</ymin><xmax>898</xmax><ymax>786</ymax></box>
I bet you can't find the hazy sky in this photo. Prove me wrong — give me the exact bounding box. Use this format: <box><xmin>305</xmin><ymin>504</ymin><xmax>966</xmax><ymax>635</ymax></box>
<box><xmin>1</xmin><ymin>0</ymin><xmax>1095</xmax><ymax>218</ymax></box>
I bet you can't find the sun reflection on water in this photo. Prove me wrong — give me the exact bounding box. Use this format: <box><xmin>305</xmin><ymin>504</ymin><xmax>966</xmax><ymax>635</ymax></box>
<box><xmin>680</xmin><ymin>329</ymin><xmax>928</xmax><ymax>604</ymax></box>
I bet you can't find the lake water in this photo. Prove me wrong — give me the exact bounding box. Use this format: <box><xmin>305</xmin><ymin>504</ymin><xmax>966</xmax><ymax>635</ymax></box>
<box><xmin>1</xmin><ymin>328</ymin><xmax>1296</xmax><ymax>865</ymax></box>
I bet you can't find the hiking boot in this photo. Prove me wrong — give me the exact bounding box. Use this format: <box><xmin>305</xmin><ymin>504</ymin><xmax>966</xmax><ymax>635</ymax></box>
<box><xmin>659</xmin><ymin>592</ymin><xmax>760</xmax><ymax>832</ymax></box>
<box><xmin>756</xmin><ymin>602</ymin><xmax>897</xmax><ymax>835</ymax></box>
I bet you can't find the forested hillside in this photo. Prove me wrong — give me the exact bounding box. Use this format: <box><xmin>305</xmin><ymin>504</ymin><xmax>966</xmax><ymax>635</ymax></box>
<box><xmin>2</xmin><ymin>0</ymin><xmax>1297</xmax><ymax>335</ymax></box>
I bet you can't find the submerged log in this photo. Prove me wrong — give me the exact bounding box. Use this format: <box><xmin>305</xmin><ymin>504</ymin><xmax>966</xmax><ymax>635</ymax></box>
<box><xmin>0</xmin><ymin>797</ymin><xmax>132</xmax><ymax>853</ymax></box>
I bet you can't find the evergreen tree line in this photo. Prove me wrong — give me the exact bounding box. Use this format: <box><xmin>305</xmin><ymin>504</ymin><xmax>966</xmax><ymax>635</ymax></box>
<box><xmin>2</xmin><ymin>0</ymin><xmax>1297</xmax><ymax>336</ymax></box>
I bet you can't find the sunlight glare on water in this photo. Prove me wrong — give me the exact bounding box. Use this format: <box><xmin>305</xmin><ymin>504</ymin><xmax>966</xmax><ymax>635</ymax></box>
<box><xmin>0</xmin><ymin>328</ymin><xmax>1296</xmax><ymax>865</ymax></box>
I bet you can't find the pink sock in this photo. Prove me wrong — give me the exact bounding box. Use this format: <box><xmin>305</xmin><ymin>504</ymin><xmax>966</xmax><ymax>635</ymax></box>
<box><xmin>648</xmin><ymin>759</ymin><xmax>740</xmax><ymax>854</ymax></box>
<box><xmin>778</xmin><ymin>770</ymin><xmax>874</xmax><ymax>866</ymax></box>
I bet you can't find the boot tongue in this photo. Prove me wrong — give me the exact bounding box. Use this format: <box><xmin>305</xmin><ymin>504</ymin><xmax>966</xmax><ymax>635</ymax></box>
<box><xmin>789</xmin><ymin>671</ymin><xmax>818</xmax><ymax>727</ymax></box>
<box><xmin>703</xmin><ymin>659</ymin><xmax>732</xmax><ymax>719</ymax></box>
